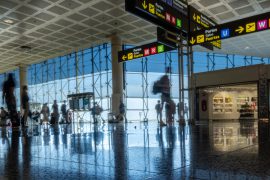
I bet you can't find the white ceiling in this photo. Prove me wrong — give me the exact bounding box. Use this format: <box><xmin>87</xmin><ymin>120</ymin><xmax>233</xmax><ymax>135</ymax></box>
<box><xmin>0</xmin><ymin>0</ymin><xmax>269</xmax><ymax>73</ymax></box>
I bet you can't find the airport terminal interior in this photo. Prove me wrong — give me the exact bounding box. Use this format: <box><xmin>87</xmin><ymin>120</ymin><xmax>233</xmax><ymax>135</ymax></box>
<box><xmin>0</xmin><ymin>0</ymin><xmax>270</xmax><ymax>179</ymax></box>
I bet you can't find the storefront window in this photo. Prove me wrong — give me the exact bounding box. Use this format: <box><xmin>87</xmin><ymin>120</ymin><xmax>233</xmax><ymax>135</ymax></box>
<box><xmin>199</xmin><ymin>84</ymin><xmax>258</xmax><ymax>120</ymax></box>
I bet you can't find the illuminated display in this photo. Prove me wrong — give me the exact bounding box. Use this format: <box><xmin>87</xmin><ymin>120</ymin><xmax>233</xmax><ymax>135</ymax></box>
<box><xmin>189</xmin><ymin>12</ymin><xmax>270</xmax><ymax>46</ymax></box>
<box><xmin>126</xmin><ymin>0</ymin><xmax>189</xmax><ymax>34</ymax></box>
<box><xmin>118</xmin><ymin>42</ymin><xmax>173</xmax><ymax>63</ymax></box>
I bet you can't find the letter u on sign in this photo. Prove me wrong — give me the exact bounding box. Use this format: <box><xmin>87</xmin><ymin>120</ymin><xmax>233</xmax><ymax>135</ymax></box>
<box><xmin>221</xmin><ymin>29</ymin><xmax>230</xmax><ymax>39</ymax></box>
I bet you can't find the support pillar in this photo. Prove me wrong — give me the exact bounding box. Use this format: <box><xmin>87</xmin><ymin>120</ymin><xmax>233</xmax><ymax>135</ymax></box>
<box><xmin>258</xmin><ymin>65</ymin><xmax>269</xmax><ymax>142</ymax></box>
<box><xmin>19</xmin><ymin>65</ymin><xmax>28</xmax><ymax>111</ymax></box>
<box><xmin>111</xmin><ymin>34</ymin><xmax>123</xmax><ymax>115</ymax></box>
<box><xmin>178</xmin><ymin>45</ymin><xmax>185</xmax><ymax>123</ymax></box>
<box><xmin>188</xmin><ymin>46</ymin><xmax>195</xmax><ymax>124</ymax></box>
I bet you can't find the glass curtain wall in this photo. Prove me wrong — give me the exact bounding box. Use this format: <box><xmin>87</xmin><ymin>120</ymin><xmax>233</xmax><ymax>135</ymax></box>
<box><xmin>125</xmin><ymin>50</ymin><xmax>188</xmax><ymax>121</ymax></box>
<box><xmin>28</xmin><ymin>44</ymin><xmax>112</xmax><ymax>121</ymax></box>
<box><xmin>0</xmin><ymin>43</ymin><xmax>269</xmax><ymax>121</ymax></box>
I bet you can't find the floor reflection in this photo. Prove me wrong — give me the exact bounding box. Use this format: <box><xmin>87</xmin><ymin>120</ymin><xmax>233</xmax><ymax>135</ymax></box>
<box><xmin>211</xmin><ymin>120</ymin><xmax>258</xmax><ymax>152</ymax></box>
<box><xmin>0</xmin><ymin>120</ymin><xmax>268</xmax><ymax>179</ymax></box>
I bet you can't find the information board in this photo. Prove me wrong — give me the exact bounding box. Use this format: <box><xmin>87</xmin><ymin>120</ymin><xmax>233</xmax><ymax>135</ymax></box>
<box><xmin>118</xmin><ymin>42</ymin><xmax>174</xmax><ymax>62</ymax></box>
<box><xmin>157</xmin><ymin>27</ymin><xmax>179</xmax><ymax>49</ymax></box>
<box><xmin>189</xmin><ymin>6</ymin><xmax>221</xmax><ymax>49</ymax></box>
<box><xmin>162</xmin><ymin>0</ymin><xmax>188</xmax><ymax>16</ymax></box>
<box><xmin>189</xmin><ymin>6</ymin><xmax>216</xmax><ymax>28</ymax></box>
<box><xmin>189</xmin><ymin>12</ymin><xmax>270</xmax><ymax>46</ymax></box>
<box><xmin>126</xmin><ymin>0</ymin><xmax>189</xmax><ymax>34</ymax></box>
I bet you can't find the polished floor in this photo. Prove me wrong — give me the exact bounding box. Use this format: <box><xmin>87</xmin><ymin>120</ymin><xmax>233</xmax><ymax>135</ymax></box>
<box><xmin>0</xmin><ymin>120</ymin><xmax>269</xmax><ymax>179</ymax></box>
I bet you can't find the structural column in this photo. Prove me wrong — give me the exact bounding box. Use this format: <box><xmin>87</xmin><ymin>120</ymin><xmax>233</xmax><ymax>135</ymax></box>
<box><xmin>19</xmin><ymin>65</ymin><xmax>28</xmax><ymax>110</ymax></box>
<box><xmin>258</xmin><ymin>65</ymin><xmax>269</xmax><ymax>142</ymax></box>
<box><xmin>111</xmin><ymin>34</ymin><xmax>123</xmax><ymax>115</ymax></box>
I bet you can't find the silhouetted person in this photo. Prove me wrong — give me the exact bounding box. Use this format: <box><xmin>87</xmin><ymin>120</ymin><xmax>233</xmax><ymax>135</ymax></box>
<box><xmin>61</xmin><ymin>100</ymin><xmax>67</xmax><ymax>123</ymax></box>
<box><xmin>165</xmin><ymin>100</ymin><xmax>176</xmax><ymax>123</ymax></box>
<box><xmin>118</xmin><ymin>100</ymin><xmax>126</xmax><ymax>121</ymax></box>
<box><xmin>2</xmin><ymin>73</ymin><xmax>18</xmax><ymax>127</ymax></box>
<box><xmin>153</xmin><ymin>67</ymin><xmax>171</xmax><ymax>125</ymax></box>
<box><xmin>160</xmin><ymin>67</ymin><xmax>171</xmax><ymax>106</ymax></box>
<box><xmin>155</xmin><ymin>100</ymin><xmax>162</xmax><ymax>122</ymax></box>
<box><xmin>21</xmin><ymin>85</ymin><xmax>29</xmax><ymax>127</ymax></box>
<box><xmin>184</xmin><ymin>103</ymin><xmax>188</xmax><ymax>120</ymax></box>
<box><xmin>169</xmin><ymin>99</ymin><xmax>176</xmax><ymax>122</ymax></box>
<box><xmin>51</xmin><ymin>100</ymin><xmax>59</xmax><ymax>124</ymax></box>
<box><xmin>177</xmin><ymin>103</ymin><xmax>179</xmax><ymax>120</ymax></box>
<box><xmin>67</xmin><ymin>109</ymin><xmax>72</xmax><ymax>124</ymax></box>
<box><xmin>92</xmin><ymin>102</ymin><xmax>103</xmax><ymax>122</ymax></box>
<box><xmin>165</xmin><ymin>102</ymin><xmax>170</xmax><ymax>123</ymax></box>
<box><xmin>41</xmin><ymin>103</ymin><xmax>50</xmax><ymax>124</ymax></box>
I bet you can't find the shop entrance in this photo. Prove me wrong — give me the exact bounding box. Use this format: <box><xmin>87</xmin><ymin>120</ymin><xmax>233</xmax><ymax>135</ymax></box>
<box><xmin>198</xmin><ymin>83</ymin><xmax>258</xmax><ymax>120</ymax></box>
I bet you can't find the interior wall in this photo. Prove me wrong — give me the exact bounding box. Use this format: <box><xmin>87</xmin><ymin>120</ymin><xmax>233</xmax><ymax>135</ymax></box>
<box><xmin>194</xmin><ymin>65</ymin><xmax>262</xmax><ymax>88</ymax></box>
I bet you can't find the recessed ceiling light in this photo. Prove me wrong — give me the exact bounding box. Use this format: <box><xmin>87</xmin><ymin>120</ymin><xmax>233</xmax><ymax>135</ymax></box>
<box><xmin>3</xmin><ymin>19</ymin><xmax>14</xmax><ymax>24</ymax></box>
<box><xmin>245</xmin><ymin>46</ymin><xmax>250</xmax><ymax>50</ymax></box>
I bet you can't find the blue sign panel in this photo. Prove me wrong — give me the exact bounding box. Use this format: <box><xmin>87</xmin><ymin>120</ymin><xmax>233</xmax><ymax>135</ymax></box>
<box><xmin>221</xmin><ymin>29</ymin><xmax>230</xmax><ymax>39</ymax></box>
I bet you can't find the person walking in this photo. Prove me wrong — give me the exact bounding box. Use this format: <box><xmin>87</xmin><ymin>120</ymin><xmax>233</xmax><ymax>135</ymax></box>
<box><xmin>61</xmin><ymin>100</ymin><xmax>67</xmax><ymax>123</ymax></box>
<box><xmin>155</xmin><ymin>100</ymin><xmax>162</xmax><ymax>122</ymax></box>
<box><xmin>21</xmin><ymin>85</ymin><xmax>29</xmax><ymax>127</ymax></box>
<box><xmin>92</xmin><ymin>102</ymin><xmax>103</xmax><ymax>123</ymax></box>
<box><xmin>184</xmin><ymin>103</ymin><xmax>189</xmax><ymax>120</ymax></box>
<box><xmin>169</xmin><ymin>99</ymin><xmax>176</xmax><ymax>123</ymax></box>
<box><xmin>51</xmin><ymin>100</ymin><xmax>59</xmax><ymax>124</ymax></box>
<box><xmin>152</xmin><ymin>67</ymin><xmax>171</xmax><ymax>126</ymax></box>
<box><xmin>159</xmin><ymin>67</ymin><xmax>171</xmax><ymax>109</ymax></box>
<box><xmin>41</xmin><ymin>103</ymin><xmax>50</xmax><ymax>124</ymax></box>
<box><xmin>118</xmin><ymin>100</ymin><xmax>126</xmax><ymax>121</ymax></box>
<box><xmin>165</xmin><ymin>102</ymin><xmax>170</xmax><ymax>123</ymax></box>
<box><xmin>2</xmin><ymin>73</ymin><xmax>19</xmax><ymax>127</ymax></box>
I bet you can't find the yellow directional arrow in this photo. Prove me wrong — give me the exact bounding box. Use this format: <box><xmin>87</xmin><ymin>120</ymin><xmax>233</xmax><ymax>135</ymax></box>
<box><xmin>235</xmin><ymin>26</ymin><xmax>244</xmax><ymax>34</ymax></box>
<box><xmin>193</xmin><ymin>14</ymin><xmax>196</xmax><ymax>21</ymax></box>
<box><xmin>142</xmin><ymin>0</ymin><xmax>147</xmax><ymax>9</ymax></box>
<box><xmin>122</xmin><ymin>55</ymin><xmax>127</xmax><ymax>60</ymax></box>
<box><xmin>190</xmin><ymin>37</ymin><xmax>196</xmax><ymax>45</ymax></box>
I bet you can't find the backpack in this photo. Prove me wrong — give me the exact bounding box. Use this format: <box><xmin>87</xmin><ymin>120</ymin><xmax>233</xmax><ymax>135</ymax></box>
<box><xmin>152</xmin><ymin>80</ymin><xmax>162</xmax><ymax>94</ymax></box>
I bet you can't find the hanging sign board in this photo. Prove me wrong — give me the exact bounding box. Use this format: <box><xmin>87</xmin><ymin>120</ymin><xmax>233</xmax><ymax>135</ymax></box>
<box><xmin>161</xmin><ymin>0</ymin><xmax>188</xmax><ymax>16</ymax></box>
<box><xmin>118</xmin><ymin>42</ymin><xmax>174</xmax><ymax>63</ymax></box>
<box><xmin>189</xmin><ymin>12</ymin><xmax>270</xmax><ymax>46</ymax></box>
<box><xmin>126</xmin><ymin>0</ymin><xmax>189</xmax><ymax>34</ymax></box>
<box><xmin>189</xmin><ymin>5</ymin><xmax>221</xmax><ymax>49</ymax></box>
<box><xmin>157</xmin><ymin>27</ymin><xmax>179</xmax><ymax>49</ymax></box>
<box><xmin>189</xmin><ymin>5</ymin><xmax>216</xmax><ymax>28</ymax></box>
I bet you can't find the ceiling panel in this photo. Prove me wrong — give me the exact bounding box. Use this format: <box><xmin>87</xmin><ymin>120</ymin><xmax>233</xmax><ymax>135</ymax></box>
<box><xmin>0</xmin><ymin>0</ymin><xmax>268</xmax><ymax>73</ymax></box>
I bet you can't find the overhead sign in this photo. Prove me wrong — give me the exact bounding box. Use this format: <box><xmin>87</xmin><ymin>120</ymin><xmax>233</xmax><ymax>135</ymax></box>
<box><xmin>126</xmin><ymin>0</ymin><xmax>189</xmax><ymax>34</ymax></box>
<box><xmin>190</xmin><ymin>21</ymin><xmax>213</xmax><ymax>50</ymax></box>
<box><xmin>189</xmin><ymin>6</ymin><xmax>221</xmax><ymax>49</ymax></box>
<box><xmin>162</xmin><ymin>0</ymin><xmax>188</xmax><ymax>16</ymax></box>
<box><xmin>157</xmin><ymin>26</ymin><xmax>219</xmax><ymax>51</ymax></box>
<box><xmin>189</xmin><ymin>5</ymin><xmax>216</xmax><ymax>28</ymax></box>
<box><xmin>118</xmin><ymin>42</ymin><xmax>174</xmax><ymax>63</ymax></box>
<box><xmin>189</xmin><ymin>12</ymin><xmax>270</xmax><ymax>46</ymax></box>
<box><xmin>157</xmin><ymin>27</ymin><xmax>179</xmax><ymax>49</ymax></box>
